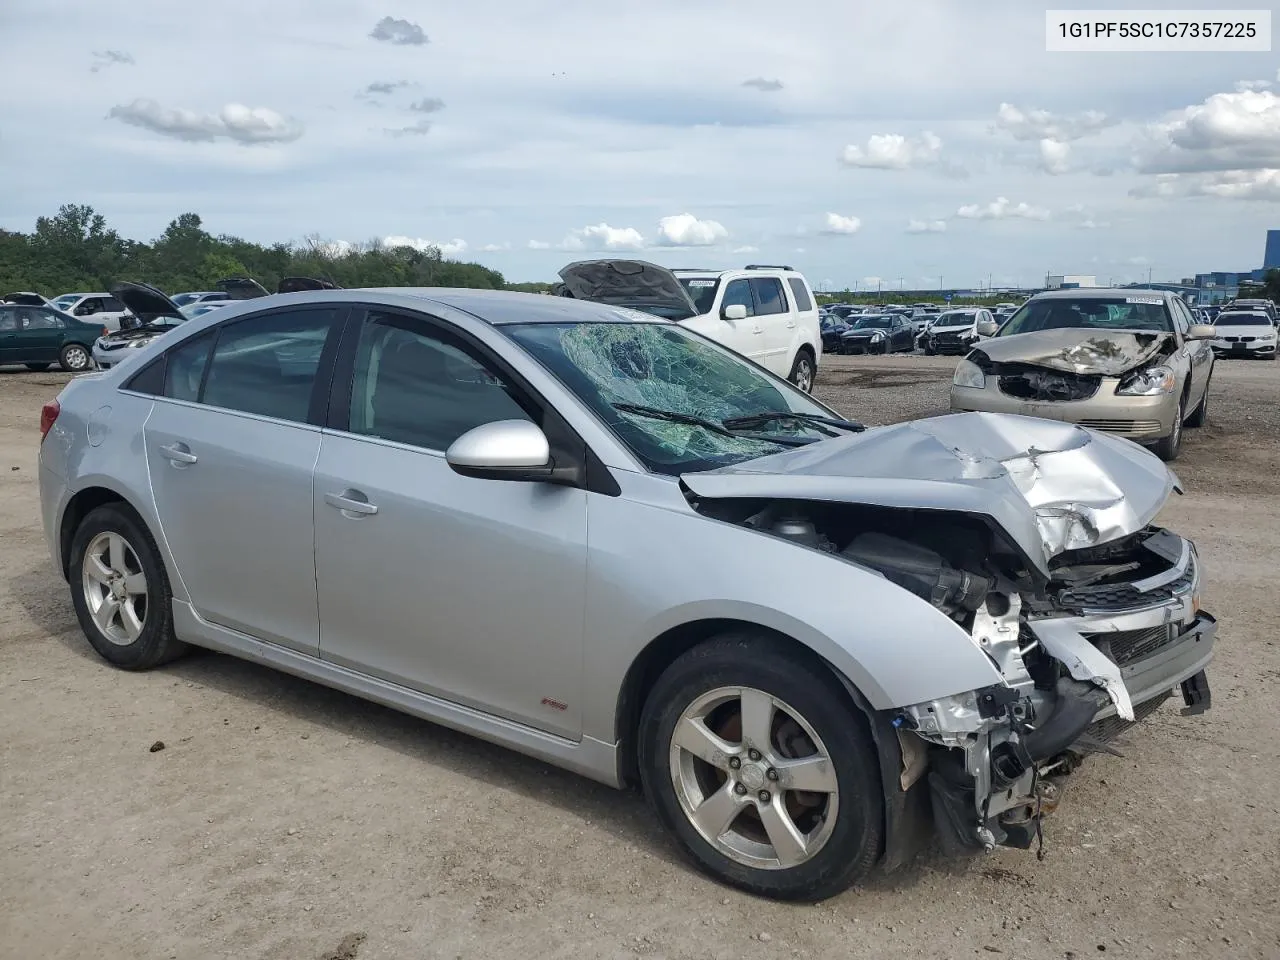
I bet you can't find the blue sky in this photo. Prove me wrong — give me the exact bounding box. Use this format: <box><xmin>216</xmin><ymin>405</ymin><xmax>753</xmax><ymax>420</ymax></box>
<box><xmin>3</xmin><ymin>0</ymin><xmax>1279</xmax><ymax>287</ymax></box>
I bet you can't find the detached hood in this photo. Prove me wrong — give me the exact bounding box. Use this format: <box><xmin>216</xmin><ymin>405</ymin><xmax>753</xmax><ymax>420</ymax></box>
<box><xmin>110</xmin><ymin>281</ymin><xmax>183</xmax><ymax>322</ymax></box>
<box><xmin>681</xmin><ymin>412</ymin><xmax>1179</xmax><ymax>575</ymax></box>
<box><xmin>974</xmin><ymin>328</ymin><xmax>1171</xmax><ymax>376</ymax></box>
<box><xmin>216</xmin><ymin>277</ymin><xmax>270</xmax><ymax>300</ymax></box>
<box><xmin>278</xmin><ymin>276</ymin><xmax>340</xmax><ymax>293</ymax></box>
<box><xmin>558</xmin><ymin>260</ymin><xmax>699</xmax><ymax>317</ymax></box>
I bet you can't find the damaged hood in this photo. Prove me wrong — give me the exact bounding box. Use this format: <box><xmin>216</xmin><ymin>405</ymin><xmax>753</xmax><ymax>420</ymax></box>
<box><xmin>681</xmin><ymin>412</ymin><xmax>1179</xmax><ymax>575</ymax></box>
<box><xmin>558</xmin><ymin>260</ymin><xmax>700</xmax><ymax>318</ymax></box>
<box><xmin>974</xmin><ymin>328</ymin><xmax>1171</xmax><ymax>376</ymax></box>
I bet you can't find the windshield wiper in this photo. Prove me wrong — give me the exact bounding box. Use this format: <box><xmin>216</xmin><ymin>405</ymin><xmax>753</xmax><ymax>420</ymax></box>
<box><xmin>721</xmin><ymin>411</ymin><xmax>866</xmax><ymax>435</ymax></box>
<box><xmin>611</xmin><ymin>402</ymin><xmax>812</xmax><ymax>447</ymax></box>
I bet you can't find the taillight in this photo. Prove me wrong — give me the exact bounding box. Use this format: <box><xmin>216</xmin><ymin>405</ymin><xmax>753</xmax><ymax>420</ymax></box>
<box><xmin>102</xmin><ymin>326</ymin><xmax>109</xmax><ymax>337</ymax></box>
<box><xmin>40</xmin><ymin>400</ymin><xmax>60</xmax><ymax>441</ymax></box>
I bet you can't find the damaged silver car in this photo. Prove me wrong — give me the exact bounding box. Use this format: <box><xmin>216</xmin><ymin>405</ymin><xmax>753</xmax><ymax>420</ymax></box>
<box><xmin>39</xmin><ymin>289</ymin><xmax>1214</xmax><ymax>901</ymax></box>
<box><xmin>951</xmin><ymin>289</ymin><xmax>1216</xmax><ymax>461</ymax></box>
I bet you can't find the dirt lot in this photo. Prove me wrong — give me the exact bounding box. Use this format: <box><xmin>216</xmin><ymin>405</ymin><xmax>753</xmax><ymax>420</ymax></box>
<box><xmin>2</xmin><ymin>355</ymin><xmax>1278</xmax><ymax>960</ymax></box>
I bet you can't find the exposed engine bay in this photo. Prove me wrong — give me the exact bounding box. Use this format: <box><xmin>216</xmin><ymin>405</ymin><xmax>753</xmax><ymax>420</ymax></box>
<box><xmin>689</xmin><ymin>494</ymin><xmax>1216</xmax><ymax>855</ymax></box>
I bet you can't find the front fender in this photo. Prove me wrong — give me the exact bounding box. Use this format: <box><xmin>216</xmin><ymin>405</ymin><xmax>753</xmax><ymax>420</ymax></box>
<box><xmin>580</xmin><ymin>472</ymin><xmax>1003</xmax><ymax>745</ymax></box>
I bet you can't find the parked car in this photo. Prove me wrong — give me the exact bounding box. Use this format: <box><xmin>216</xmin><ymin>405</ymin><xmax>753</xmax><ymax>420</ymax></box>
<box><xmin>170</xmin><ymin>291</ymin><xmax>233</xmax><ymax>308</ymax></box>
<box><xmin>1225</xmin><ymin>298</ymin><xmax>1277</xmax><ymax>322</ymax></box>
<box><xmin>923</xmin><ymin>309</ymin><xmax>994</xmax><ymax>356</ymax></box>
<box><xmin>1210</xmin><ymin>311</ymin><xmax>1277</xmax><ymax>359</ymax></box>
<box><xmin>49</xmin><ymin>292</ymin><xmax>135</xmax><ymax>332</ymax></box>
<box><xmin>820</xmin><ymin>315</ymin><xmax>852</xmax><ymax>354</ymax></box>
<box><xmin>93</xmin><ymin>282</ymin><xmax>195</xmax><ymax>371</ymax></box>
<box><xmin>3</xmin><ymin>291</ymin><xmax>54</xmax><ymax>307</ymax></box>
<box><xmin>0</xmin><ymin>302</ymin><xmax>105</xmax><ymax>371</ymax></box>
<box><xmin>839</xmin><ymin>313</ymin><xmax>915</xmax><ymax>354</ymax></box>
<box><xmin>556</xmin><ymin>260</ymin><xmax>822</xmax><ymax>392</ymax></box>
<box><xmin>39</xmin><ymin>287</ymin><xmax>1215</xmax><ymax>900</ymax></box>
<box><xmin>950</xmin><ymin>289</ymin><xmax>1215</xmax><ymax>461</ymax></box>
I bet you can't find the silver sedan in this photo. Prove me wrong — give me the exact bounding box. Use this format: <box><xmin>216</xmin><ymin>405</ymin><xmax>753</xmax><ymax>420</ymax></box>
<box><xmin>38</xmin><ymin>288</ymin><xmax>1215</xmax><ymax>900</ymax></box>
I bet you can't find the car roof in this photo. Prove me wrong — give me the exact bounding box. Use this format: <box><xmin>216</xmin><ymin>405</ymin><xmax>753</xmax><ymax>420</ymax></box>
<box><xmin>355</xmin><ymin>287</ymin><xmax>668</xmax><ymax>325</ymax></box>
<box><xmin>1032</xmin><ymin>287</ymin><xmax>1172</xmax><ymax>301</ymax></box>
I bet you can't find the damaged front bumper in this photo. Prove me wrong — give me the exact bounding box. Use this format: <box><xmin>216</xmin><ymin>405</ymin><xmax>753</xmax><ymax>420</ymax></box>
<box><xmin>896</xmin><ymin>529</ymin><xmax>1215</xmax><ymax>853</ymax></box>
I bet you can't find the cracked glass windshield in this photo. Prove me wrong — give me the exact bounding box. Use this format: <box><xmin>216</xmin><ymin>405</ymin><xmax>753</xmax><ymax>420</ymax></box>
<box><xmin>506</xmin><ymin>321</ymin><xmax>843</xmax><ymax>474</ymax></box>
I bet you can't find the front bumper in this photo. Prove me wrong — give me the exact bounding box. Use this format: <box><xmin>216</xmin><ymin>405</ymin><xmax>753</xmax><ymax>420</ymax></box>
<box><xmin>952</xmin><ymin>377</ymin><xmax>1178</xmax><ymax>440</ymax></box>
<box><xmin>840</xmin><ymin>337</ymin><xmax>886</xmax><ymax>355</ymax></box>
<box><xmin>1212</xmin><ymin>339</ymin><xmax>1276</xmax><ymax>357</ymax></box>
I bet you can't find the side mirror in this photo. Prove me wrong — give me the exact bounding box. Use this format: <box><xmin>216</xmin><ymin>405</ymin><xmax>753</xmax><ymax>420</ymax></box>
<box><xmin>722</xmin><ymin>303</ymin><xmax>748</xmax><ymax>321</ymax></box>
<box><xmin>1187</xmin><ymin>323</ymin><xmax>1216</xmax><ymax>340</ymax></box>
<box><xmin>976</xmin><ymin>319</ymin><xmax>999</xmax><ymax>337</ymax></box>
<box><xmin>446</xmin><ymin>420</ymin><xmax>554</xmax><ymax>481</ymax></box>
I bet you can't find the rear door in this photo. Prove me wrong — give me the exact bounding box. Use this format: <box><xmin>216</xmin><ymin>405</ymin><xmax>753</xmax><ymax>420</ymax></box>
<box><xmin>17</xmin><ymin>307</ymin><xmax>68</xmax><ymax>362</ymax></box>
<box><xmin>143</xmin><ymin>304</ymin><xmax>346</xmax><ymax>654</ymax></box>
<box><xmin>0</xmin><ymin>307</ymin><xmax>17</xmax><ymax>362</ymax></box>
<box><xmin>748</xmin><ymin>276</ymin><xmax>792</xmax><ymax>374</ymax></box>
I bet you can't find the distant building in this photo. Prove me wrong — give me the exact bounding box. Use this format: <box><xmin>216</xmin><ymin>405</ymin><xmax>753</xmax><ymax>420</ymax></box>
<box><xmin>1045</xmin><ymin>275</ymin><xmax>1097</xmax><ymax>289</ymax></box>
<box><xmin>1264</xmin><ymin>230</ymin><xmax>1280</xmax><ymax>270</ymax></box>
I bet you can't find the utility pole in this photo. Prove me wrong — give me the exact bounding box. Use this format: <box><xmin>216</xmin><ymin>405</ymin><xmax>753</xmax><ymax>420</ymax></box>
<box><xmin>1148</xmin><ymin>266</ymin><xmax>1153</xmax><ymax>285</ymax></box>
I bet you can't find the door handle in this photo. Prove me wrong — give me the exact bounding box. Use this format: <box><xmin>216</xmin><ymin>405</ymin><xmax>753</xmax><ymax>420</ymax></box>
<box><xmin>159</xmin><ymin>443</ymin><xmax>198</xmax><ymax>465</ymax></box>
<box><xmin>325</xmin><ymin>490</ymin><xmax>378</xmax><ymax>517</ymax></box>
<box><xmin>751</xmin><ymin>326</ymin><xmax>764</xmax><ymax>335</ymax></box>
<box><xmin>784</xmin><ymin>320</ymin><xmax>796</xmax><ymax>328</ymax></box>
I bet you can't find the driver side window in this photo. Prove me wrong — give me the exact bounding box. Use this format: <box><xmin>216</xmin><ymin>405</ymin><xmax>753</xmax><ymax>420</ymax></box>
<box><xmin>720</xmin><ymin>280</ymin><xmax>754</xmax><ymax>317</ymax></box>
<box><xmin>346</xmin><ymin>312</ymin><xmax>533</xmax><ymax>453</ymax></box>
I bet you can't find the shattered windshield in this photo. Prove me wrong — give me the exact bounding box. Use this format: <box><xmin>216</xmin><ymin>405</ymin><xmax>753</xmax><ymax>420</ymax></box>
<box><xmin>999</xmin><ymin>298</ymin><xmax>1173</xmax><ymax>336</ymax></box>
<box><xmin>505</xmin><ymin>321</ymin><xmax>842</xmax><ymax>474</ymax></box>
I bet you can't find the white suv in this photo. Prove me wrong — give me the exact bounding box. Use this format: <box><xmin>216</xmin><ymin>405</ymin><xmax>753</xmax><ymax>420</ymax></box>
<box><xmin>49</xmin><ymin>292</ymin><xmax>134</xmax><ymax>332</ymax></box>
<box><xmin>557</xmin><ymin>260</ymin><xmax>822</xmax><ymax>392</ymax></box>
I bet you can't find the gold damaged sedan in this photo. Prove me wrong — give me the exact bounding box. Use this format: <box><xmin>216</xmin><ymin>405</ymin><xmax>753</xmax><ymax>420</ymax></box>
<box><xmin>950</xmin><ymin>289</ymin><xmax>1216</xmax><ymax>461</ymax></box>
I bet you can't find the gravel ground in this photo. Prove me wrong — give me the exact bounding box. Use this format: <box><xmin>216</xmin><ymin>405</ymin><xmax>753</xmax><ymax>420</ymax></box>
<box><xmin>2</xmin><ymin>355</ymin><xmax>1278</xmax><ymax>960</ymax></box>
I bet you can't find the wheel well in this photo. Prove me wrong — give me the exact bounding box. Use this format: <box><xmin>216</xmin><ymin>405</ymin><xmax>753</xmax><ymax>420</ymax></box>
<box><xmin>613</xmin><ymin>618</ymin><xmax>875</xmax><ymax>788</ymax></box>
<box><xmin>797</xmin><ymin>343</ymin><xmax>816</xmax><ymax>364</ymax></box>
<box><xmin>58</xmin><ymin>487</ymin><xmax>127</xmax><ymax>580</ymax></box>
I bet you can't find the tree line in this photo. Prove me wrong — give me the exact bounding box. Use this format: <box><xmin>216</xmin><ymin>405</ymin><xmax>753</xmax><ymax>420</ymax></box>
<box><xmin>0</xmin><ymin>204</ymin><xmax>507</xmax><ymax>297</ymax></box>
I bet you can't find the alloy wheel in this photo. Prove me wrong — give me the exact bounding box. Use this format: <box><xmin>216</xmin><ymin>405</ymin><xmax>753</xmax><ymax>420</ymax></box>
<box><xmin>81</xmin><ymin>532</ymin><xmax>149</xmax><ymax>646</ymax></box>
<box><xmin>64</xmin><ymin>346</ymin><xmax>89</xmax><ymax>370</ymax></box>
<box><xmin>668</xmin><ymin>686</ymin><xmax>839</xmax><ymax>870</ymax></box>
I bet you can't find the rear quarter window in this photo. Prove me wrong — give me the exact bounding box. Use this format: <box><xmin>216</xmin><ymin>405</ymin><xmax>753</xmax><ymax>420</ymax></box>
<box><xmin>787</xmin><ymin>277</ymin><xmax>814</xmax><ymax>312</ymax></box>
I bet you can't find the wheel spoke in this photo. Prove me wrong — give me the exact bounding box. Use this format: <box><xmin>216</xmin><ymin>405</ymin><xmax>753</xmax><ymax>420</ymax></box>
<box><xmin>690</xmin><ymin>781</ymin><xmax>744</xmax><ymax>840</ymax></box>
<box><xmin>85</xmin><ymin>554</ymin><xmax>113</xmax><ymax>586</ymax></box>
<box><xmin>119</xmin><ymin>599</ymin><xmax>144</xmax><ymax>640</ymax></box>
<box><xmin>672</xmin><ymin>716</ymin><xmax>736</xmax><ymax>771</ymax></box>
<box><xmin>93</xmin><ymin>596</ymin><xmax>120</xmax><ymax>632</ymax></box>
<box><xmin>123</xmin><ymin>572</ymin><xmax>147</xmax><ymax>596</ymax></box>
<box><xmin>107</xmin><ymin>534</ymin><xmax>127</xmax><ymax>575</ymax></box>
<box><xmin>758</xmin><ymin>798</ymin><xmax>809</xmax><ymax>867</ymax></box>
<box><xmin>773</xmin><ymin>754</ymin><xmax>838</xmax><ymax>794</ymax></box>
<box><xmin>738</xmin><ymin>688</ymin><xmax>775</xmax><ymax>753</ymax></box>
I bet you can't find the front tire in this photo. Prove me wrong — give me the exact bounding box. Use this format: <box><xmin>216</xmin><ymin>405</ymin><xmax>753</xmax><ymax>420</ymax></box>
<box><xmin>59</xmin><ymin>343</ymin><xmax>91</xmax><ymax>372</ymax></box>
<box><xmin>639</xmin><ymin>633</ymin><xmax>884</xmax><ymax>901</ymax></box>
<box><xmin>1152</xmin><ymin>394</ymin><xmax>1185</xmax><ymax>461</ymax></box>
<box><xmin>788</xmin><ymin>350</ymin><xmax>815</xmax><ymax>393</ymax></box>
<box><xmin>1185</xmin><ymin>375</ymin><xmax>1210</xmax><ymax>428</ymax></box>
<box><xmin>68</xmin><ymin>503</ymin><xmax>187</xmax><ymax>670</ymax></box>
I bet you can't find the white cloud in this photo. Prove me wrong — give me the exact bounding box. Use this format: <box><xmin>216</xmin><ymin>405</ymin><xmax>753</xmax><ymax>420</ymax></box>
<box><xmin>1139</xmin><ymin>89</ymin><xmax>1280</xmax><ymax>173</ymax></box>
<box><xmin>90</xmin><ymin>50</ymin><xmax>134</xmax><ymax>73</ymax></box>
<box><xmin>384</xmin><ymin>235</ymin><xmax>469</xmax><ymax>257</ymax></box>
<box><xmin>107</xmin><ymin>100</ymin><xmax>303</xmax><ymax>144</ymax></box>
<box><xmin>409</xmin><ymin>98</ymin><xmax>446</xmax><ymax>114</ymax></box>
<box><xmin>656</xmin><ymin>213</ymin><xmax>728</xmax><ymax>246</ymax></box>
<box><xmin>479</xmin><ymin>242</ymin><xmax>511</xmax><ymax>252</ymax></box>
<box><xmin>822</xmin><ymin>212</ymin><xmax>862</xmax><ymax>235</ymax></box>
<box><xmin>742</xmin><ymin>77</ymin><xmax>784</xmax><ymax>92</ymax></box>
<box><xmin>1039</xmin><ymin>138</ymin><xmax>1070</xmax><ymax>174</ymax></box>
<box><xmin>1133</xmin><ymin>169</ymin><xmax>1280</xmax><ymax>201</ymax></box>
<box><xmin>731</xmin><ymin>245</ymin><xmax>759</xmax><ymax>254</ymax></box>
<box><xmin>1237</xmin><ymin>80</ymin><xmax>1272</xmax><ymax>92</ymax></box>
<box><xmin>955</xmin><ymin>197</ymin><xmax>1050</xmax><ymax>221</ymax></box>
<box><xmin>839</xmin><ymin>132</ymin><xmax>942</xmax><ymax>169</ymax></box>
<box><xmin>369</xmin><ymin>16</ymin><xmax>428</xmax><ymax>46</ymax></box>
<box><xmin>385</xmin><ymin>119</ymin><xmax>433</xmax><ymax>137</ymax></box>
<box><xmin>527</xmin><ymin>240</ymin><xmax>552</xmax><ymax>250</ymax></box>
<box><xmin>906</xmin><ymin>219</ymin><xmax>947</xmax><ymax>233</ymax></box>
<box><xmin>861</xmin><ymin>276</ymin><xmax>885</xmax><ymax>288</ymax></box>
<box><xmin>560</xmin><ymin>222</ymin><xmax>645</xmax><ymax>251</ymax></box>
<box><xmin>994</xmin><ymin>102</ymin><xmax>1112</xmax><ymax>142</ymax></box>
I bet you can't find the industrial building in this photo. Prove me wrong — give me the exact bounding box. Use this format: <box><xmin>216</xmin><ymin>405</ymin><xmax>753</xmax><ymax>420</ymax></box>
<box><xmin>1183</xmin><ymin>229</ymin><xmax>1278</xmax><ymax>303</ymax></box>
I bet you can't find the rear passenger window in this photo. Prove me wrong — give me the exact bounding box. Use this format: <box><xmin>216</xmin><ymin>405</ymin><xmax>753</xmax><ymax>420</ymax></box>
<box><xmin>163</xmin><ymin>331</ymin><xmax>215</xmax><ymax>403</ymax></box>
<box><xmin>787</xmin><ymin>278</ymin><xmax>813</xmax><ymax>312</ymax></box>
<box><xmin>749</xmin><ymin>278</ymin><xmax>786</xmax><ymax>316</ymax></box>
<box><xmin>201</xmin><ymin>308</ymin><xmax>337</xmax><ymax>422</ymax></box>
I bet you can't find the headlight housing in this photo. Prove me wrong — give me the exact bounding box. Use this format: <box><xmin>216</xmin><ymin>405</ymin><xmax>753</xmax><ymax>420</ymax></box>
<box><xmin>130</xmin><ymin>337</ymin><xmax>156</xmax><ymax>349</ymax></box>
<box><xmin>870</xmin><ymin>331</ymin><xmax>885</xmax><ymax>341</ymax></box>
<box><xmin>953</xmin><ymin>358</ymin><xmax>985</xmax><ymax>389</ymax></box>
<box><xmin>1116</xmin><ymin>365</ymin><xmax>1176</xmax><ymax>396</ymax></box>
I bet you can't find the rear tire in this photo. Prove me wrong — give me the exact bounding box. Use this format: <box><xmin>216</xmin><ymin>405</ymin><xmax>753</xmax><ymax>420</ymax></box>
<box><xmin>639</xmin><ymin>632</ymin><xmax>884</xmax><ymax>901</ymax></box>
<box><xmin>68</xmin><ymin>503</ymin><xmax>187</xmax><ymax>670</ymax></box>
<box><xmin>59</xmin><ymin>343</ymin><xmax>91</xmax><ymax>372</ymax></box>
<box><xmin>25</xmin><ymin>363</ymin><xmax>52</xmax><ymax>372</ymax></box>
<box><xmin>788</xmin><ymin>350</ymin><xmax>816</xmax><ymax>393</ymax></box>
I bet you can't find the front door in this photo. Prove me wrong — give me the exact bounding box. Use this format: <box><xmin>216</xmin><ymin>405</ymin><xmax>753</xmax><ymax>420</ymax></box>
<box><xmin>144</xmin><ymin>306</ymin><xmax>343</xmax><ymax>654</ymax></box>
<box><xmin>313</xmin><ymin>308</ymin><xmax>588</xmax><ymax>737</ymax></box>
<box><xmin>683</xmin><ymin>278</ymin><xmax>765</xmax><ymax>364</ymax></box>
